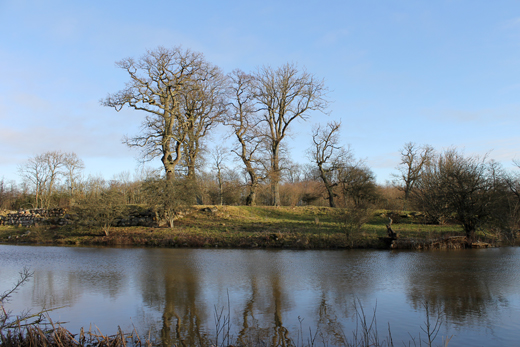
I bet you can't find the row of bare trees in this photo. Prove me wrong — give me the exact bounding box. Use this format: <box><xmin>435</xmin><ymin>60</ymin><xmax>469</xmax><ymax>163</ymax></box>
<box><xmin>102</xmin><ymin>46</ymin><xmax>329</xmax><ymax>206</ymax></box>
<box><xmin>7</xmin><ymin>148</ymin><xmax>381</xmax><ymax>212</ymax></box>
<box><xmin>7</xmin><ymin>143</ymin><xmax>520</xmax><ymax>242</ymax></box>
<box><xmin>101</xmin><ymin>46</ymin><xmax>379</xmax><ymax>210</ymax></box>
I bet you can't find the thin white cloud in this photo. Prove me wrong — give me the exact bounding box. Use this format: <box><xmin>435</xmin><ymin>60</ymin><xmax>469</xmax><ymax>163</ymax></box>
<box><xmin>421</xmin><ymin>105</ymin><xmax>520</xmax><ymax>123</ymax></box>
<box><xmin>11</xmin><ymin>93</ymin><xmax>52</xmax><ymax>113</ymax></box>
<box><xmin>316</xmin><ymin>29</ymin><xmax>350</xmax><ymax>47</ymax></box>
<box><xmin>500</xmin><ymin>16</ymin><xmax>520</xmax><ymax>29</ymax></box>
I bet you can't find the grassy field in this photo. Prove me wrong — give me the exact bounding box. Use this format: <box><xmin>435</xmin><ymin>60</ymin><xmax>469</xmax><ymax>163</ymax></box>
<box><xmin>0</xmin><ymin>205</ymin><xmax>492</xmax><ymax>249</ymax></box>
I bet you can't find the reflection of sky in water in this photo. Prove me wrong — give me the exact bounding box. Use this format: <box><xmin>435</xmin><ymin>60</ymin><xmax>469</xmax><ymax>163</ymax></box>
<box><xmin>1</xmin><ymin>245</ymin><xmax>519</xmax><ymax>346</ymax></box>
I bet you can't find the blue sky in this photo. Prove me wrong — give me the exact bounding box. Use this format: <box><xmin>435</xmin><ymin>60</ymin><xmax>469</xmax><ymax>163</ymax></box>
<box><xmin>1</xmin><ymin>0</ymin><xmax>520</xmax><ymax>184</ymax></box>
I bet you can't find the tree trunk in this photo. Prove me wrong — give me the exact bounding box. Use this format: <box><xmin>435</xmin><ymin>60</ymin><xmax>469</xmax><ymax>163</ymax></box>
<box><xmin>245</xmin><ymin>190</ymin><xmax>256</xmax><ymax>206</ymax></box>
<box><xmin>243</xmin><ymin>166</ymin><xmax>259</xmax><ymax>206</ymax></box>
<box><xmin>465</xmin><ymin>228</ymin><xmax>475</xmax><ymax>245</ymax></box>
<box><xmin>271</xmin><ymin>146</ymin><xmax>280</xmax><ymax>206</ymax></box>
<box><xmin>271</xmin><ymin>183</ymin><xmax>280</xmax><ymax>206</ymax></box>
<box><xmin>187</xmin><ymin>164</ymin><xmax>196</xmax><ymax>180</ymax></box>
<box><xmin>246</xmin><ymin>180</ymin><xmax>258</xmax><ymax>206</ymax></box>
<box><xmin>217</xmin><ymin>172</ymin><xmax>223</xmax><ymax>206</ymax></box>
<box><xmin>162</xmin><ymin>140</ymin><xmax>182</xmax><ymax>181</ymax></box>
<box><xmin>319</xmin><ymin>166</ymin><xmax>336</xmax><ymax>208</ymax></box>
<box><xmin>403</xmin><ymin>187</ymin><xmax>411</xmax><ymax>210</ymax></box>
<box><xmin>326</xmin><ymin>186</ymin><xmax>336</xmax><ymax>208</ymax></box>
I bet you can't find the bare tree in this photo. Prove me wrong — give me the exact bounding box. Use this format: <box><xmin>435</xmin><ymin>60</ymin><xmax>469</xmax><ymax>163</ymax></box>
<box><xmin>180</xmin><ymin>66</ymin><xmax>228</xmax><ymax>180</ymax></box>
<box><xmin>505</xmin><ymin>160</ymin><xmax>520</xmax><ymax>204</ymax></box>
<box><xmin>283</xmin><ymin>161</ymin><xmax>304</xmax><ymax>184</ymax></box>
<box><xmin>83</xmin><ymin>174</ymin><xmax>107</xmax><ymax>200</ymax></box>
<box><xmin>412</xmin><ymin>149</ymin><xmax>493</xmax><ymax>244</ymax></box>
<box><xmin>338</xmin><ymin>161</ymin><xmax>379</xmax><ymax>208</ymax></box>
<box><xmin>394</xmin><ymin>142</ymin><xmax>434</xmax><ymax>208</ymax></box>
<box><xmin>18</xmin><ymin>151</ymin><xmax>65</xmax><ymax>209</ymax></box>
<box><xmin>0</xmin><ymin>178</ymin><xmax>19</xmax><ymax>210</ymax></box>
<box><xmin>102</xmin><ymin>46</ymin><xmax>225</xmax><ymax>181</ymax></box>
<box><xmin>63</xmin><ymin>152</ymin><xmax>84</xmax><ymax>201</ymax></box>
<box><xmin>493</xmin><ymin>161</ymin><xmax>520</xmax><ymax>239</ymax></box>
<box><xmin>211</xmin><ymin>146</ymin><xmax>228</xmax><ymax>206</ymax></box>
<box><xmin>40</xmin><ymin>151</ymin><xmax>65</xmax><ymax>209</ymax></box>
<box><xmin>254</xmin><ymin>63</ymin><xmax>328</xmax><ymax>206</ymax></box>
<box><xmin>226</xmin><ymin>69</ymin><xmax>265</xmax><ymax>206</ymax></box>
<box><xmin>18</xmin><ymin>156</ymin><xmax>48</xmax><ymax>208</ymax></box>
<box><xmin>309</xmin><ymin>121</ymin><xmax>351</xmax><ymax>207</ymax></box>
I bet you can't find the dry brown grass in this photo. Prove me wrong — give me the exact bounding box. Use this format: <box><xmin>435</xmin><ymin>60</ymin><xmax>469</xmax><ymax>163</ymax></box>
<box><xmin>1</xmin><ymin>323</ymin><xmax>152</xmax><ymax>347</ymax></box>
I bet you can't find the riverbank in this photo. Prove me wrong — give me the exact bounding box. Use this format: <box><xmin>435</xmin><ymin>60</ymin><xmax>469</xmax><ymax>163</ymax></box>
<box><xmin>0</xmin><ymin>206</ymin><xmax>501</xmax><ymax>249</ymax></box>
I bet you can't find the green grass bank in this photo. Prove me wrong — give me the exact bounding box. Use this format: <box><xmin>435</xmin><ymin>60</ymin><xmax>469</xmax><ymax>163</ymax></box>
<box><xmin>0</xmin><ymin>206</ymin><xmax>500</xmax><ymax>249</ymax></box>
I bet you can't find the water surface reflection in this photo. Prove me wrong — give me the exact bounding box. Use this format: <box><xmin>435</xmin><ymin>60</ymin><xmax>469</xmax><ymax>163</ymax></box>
<box><xmin>1</xmin><ymin>246</ymin><xmax>519</xmax><ymax>346</ymax></box>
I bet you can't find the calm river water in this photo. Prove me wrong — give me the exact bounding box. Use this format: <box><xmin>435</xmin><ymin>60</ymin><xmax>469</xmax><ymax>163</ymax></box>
<box><xmin>1</xmin><ymin>245</ymin><xmax>519</xmax><ymax>346</ymax></box>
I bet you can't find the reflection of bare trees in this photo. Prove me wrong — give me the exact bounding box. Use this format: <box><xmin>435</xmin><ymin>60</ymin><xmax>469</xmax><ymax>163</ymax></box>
<box><xmin>31</xmin><ymin>262</ymin><xmax>124</xmax><ymax>310</ymax></box>
<box><xmin>136</xmin><ymin>249</ymin><xmax>210</xmax><ymax>347</ymax></box>
<box><xmin>236</xmin><ymin>277</ymin><xmax>258</xmax><ymax>345</ymax></box>
<box><xmin>269</xmin><ymin>274</ymin><xmax>290</xmax><ymax>347</ymax></box>
<box><xmin>161</xmin><ymin>268</ymin><xmax>208</xmax><ymax>347</ymax></box>
<box><xmin>408</xmin><ymin>285</ymin><xmax>497</xmax><ymax>324</ymax></box>
<box><xmin>233</xmin><ymin>252</ymin><xmax>294</xmax><ymax>346</ymax></box>
<box><xmin>144</xmin><ymin>249</ymin><xmax>389</xmax><ymax>346</ymax></box>
<box><xmin>22</xmin><ymin>247</ymin><xmax>515</xmax><ymax>346</ymax></box>
<box><xmin>315</xmin><ymin>294</ymin><xmax>349</xmax><ymax>346</ymax></box>
<box><xmin>405</xmin><ymin>251</ymin><xmax>510</xmax><ymax>327</ymax></box>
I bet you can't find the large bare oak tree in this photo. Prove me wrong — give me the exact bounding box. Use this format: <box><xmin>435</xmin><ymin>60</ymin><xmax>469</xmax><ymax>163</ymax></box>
<box><xmin>102</xmin><ymin>46</ymin><xmax>226</xmax><ymax>181</ymax></box>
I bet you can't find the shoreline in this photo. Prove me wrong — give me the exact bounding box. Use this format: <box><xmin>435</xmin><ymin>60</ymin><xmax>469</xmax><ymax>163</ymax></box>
<box><xmin>0</xmin><ymin>206</ymin><xmax>501</xmax><ymax>250</ymax></box>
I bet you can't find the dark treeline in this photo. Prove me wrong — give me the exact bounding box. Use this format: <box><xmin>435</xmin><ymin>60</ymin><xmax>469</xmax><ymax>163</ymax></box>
<box><xmin>2</xmin><ymin>46</ymin><xmax>520</xmax><ymax>244</ymax></box>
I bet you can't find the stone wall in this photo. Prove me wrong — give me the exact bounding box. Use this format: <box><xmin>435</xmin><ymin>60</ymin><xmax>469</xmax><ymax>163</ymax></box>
<box><xmin>113</xmin><ymin>208</ymin><xmax>158</xmax><ymax>227</ymax></box>
<box><xmin>0</xmin><ymin>208</ymin><xmax>70</xmax><ymax>227</ymax></box>
<box><xmin>0</xmin><ymin>207</ymin><xmax>158</xmax><ymax>228</ymax></box>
